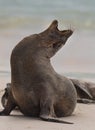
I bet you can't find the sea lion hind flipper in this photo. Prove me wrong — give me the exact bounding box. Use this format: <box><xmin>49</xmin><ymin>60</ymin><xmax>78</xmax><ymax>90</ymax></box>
<box><xmin>40</xmin><ymin>115</ymin><xmax>73</xmax><ymax>124</ymax></box>
<box><xmin>0</xmin><ymin>101</ymin><xmax>16</xmax><ymax>116</ymax></box>
<box><xmin>0</xmin><ymin>86</ymin><xmax>17</xmax><ymax>116</ymax></box>
<box><xmin>1</xmin><ymin>83</ymin><xmax>11</xmax><ymax>108</ymax></box>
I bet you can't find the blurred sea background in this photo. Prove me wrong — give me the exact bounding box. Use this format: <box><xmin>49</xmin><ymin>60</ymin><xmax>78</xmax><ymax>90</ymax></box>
<box><xmin>0</xmin><ymin>0</ymin><xmax>95</xmax><ymax>87</ymax></box>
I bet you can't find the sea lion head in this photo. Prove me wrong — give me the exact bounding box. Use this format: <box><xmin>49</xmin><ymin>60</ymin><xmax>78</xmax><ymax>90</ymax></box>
<box><xmin>16</xmin><ymin>20</ymin><xmax>73</xmax><ymax>59</ymax></box>
<box><xmin>38</xmin><ymin>20</ymin><xmax>73</xmax><ymax>58</ymax></box>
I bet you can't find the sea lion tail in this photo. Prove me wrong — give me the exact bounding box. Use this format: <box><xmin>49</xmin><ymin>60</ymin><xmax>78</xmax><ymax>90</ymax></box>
<box><xmin>40</xmin><ymin>115</ymin><xmax>73</xmax><ymax>124</ymax></box>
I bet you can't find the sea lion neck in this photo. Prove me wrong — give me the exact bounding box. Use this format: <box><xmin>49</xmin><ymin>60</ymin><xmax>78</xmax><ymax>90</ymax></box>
<box><xmin>31</xmin><ymin>54</ymin><xmax>55</xmax><ymax>73</ymax></box>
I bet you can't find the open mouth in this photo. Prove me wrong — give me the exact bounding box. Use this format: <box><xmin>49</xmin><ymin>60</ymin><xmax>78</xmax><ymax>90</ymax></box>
<box><xmin>52</xmin><ymin>20</ymin><xmax>73</xmax><ymax>38</ymax></box>
<box><xmin>49</xmin><ymin>20</ymin><xmax>74</xmax><ymax>50</ymax></box>
<box><xmin>61</xmin><ymin>30</ymin><xmax>73</xmax><ymax>37</ymax></box>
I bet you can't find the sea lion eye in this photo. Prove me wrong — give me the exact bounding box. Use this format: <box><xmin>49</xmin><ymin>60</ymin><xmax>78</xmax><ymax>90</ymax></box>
<box><xmin>53</xmin><ymin>42</ymin><xmax>62</xmax><ymax>49</ymax></box>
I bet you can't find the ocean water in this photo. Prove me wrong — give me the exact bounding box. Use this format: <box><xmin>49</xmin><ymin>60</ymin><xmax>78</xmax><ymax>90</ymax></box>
<box><xmin>0</xmin><ymin>0</ymin><xmax>95</xmax><ymax>30</ymax></box>
<box><xmin>0</xmin><ymin>0</ymin><xmax>95</xmax><ymax>82</ymax></box>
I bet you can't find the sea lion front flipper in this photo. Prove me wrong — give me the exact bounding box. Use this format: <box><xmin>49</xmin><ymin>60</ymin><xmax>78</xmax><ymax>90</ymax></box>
<box><xmin>40</xmin><ymin>99</ymin><xmax>73</xmax><ymax>124</ymax></box>
<box><xmin>40</xmin><ymin>115</ymin><xmax>73</xmax><ymax>124</ymax></box>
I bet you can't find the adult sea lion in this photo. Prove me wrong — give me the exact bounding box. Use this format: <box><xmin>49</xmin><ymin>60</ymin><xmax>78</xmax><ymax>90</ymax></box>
<box><xmin>2</xmin><ymin>79</ymin><xmax>95</xmax><ymax>109</ymax></box>
<box><xmin>0</xmin><ymin>20</ymin><xmax>77</xmax><ymax>124</ymax></box>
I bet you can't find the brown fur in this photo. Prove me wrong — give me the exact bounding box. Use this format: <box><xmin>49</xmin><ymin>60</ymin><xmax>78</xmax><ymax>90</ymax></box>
<box><xmin>2</xmin><ymin>79</ymin><xmax>95</xmax><ymax>109</ymax></box>
<box><xmin>0</xmin><ymin>20</ymin><xmax>77</xmax><ymax>123</ymax></box>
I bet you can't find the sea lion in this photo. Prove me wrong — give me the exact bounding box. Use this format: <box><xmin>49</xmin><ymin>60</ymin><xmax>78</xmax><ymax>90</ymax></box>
<box><xmin>70</xmin><ymin>79</ymin><xmax>95</xmax><ymax>103</ymax></box>
<box><xmin>0</xmin><ymin>20</ymin><xmax>77</xmax><ymax>124</ymax></box>
<box><xmin>2</xmin><ymin>79</ymin><xmax>95</xmax><ymax>109</ymax></box>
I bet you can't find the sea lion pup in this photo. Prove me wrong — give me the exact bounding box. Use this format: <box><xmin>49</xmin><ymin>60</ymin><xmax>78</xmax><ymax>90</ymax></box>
<box><xmin>0</xmin><ymin>20</ymin><xmax>77</xmax><ymax>124</ymax></box>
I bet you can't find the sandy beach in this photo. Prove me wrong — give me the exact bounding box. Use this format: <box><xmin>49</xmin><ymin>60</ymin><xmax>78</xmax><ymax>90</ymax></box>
<box><xmin>0</xmin><ymin>26</ymin><xmax>95</xmax><ymax>130</ymax></box>
<box><xmin>0</xmin><ymin>100</ymin><xmax>95</xmax><ymax>130</ymax></box>
<box><xmin>0</xmin><ymin>0</ymin><xmax>95</xmax><ymax>129</ymax></box>
<box><xmin>0</xmin><ymin>76</ymin><xmax>95</xmax><ymax>130</ymax></box>
<box><xmin>0</xmin><ymin>30</ymin><xmax>95</xmax><ymax>130</ymax></box>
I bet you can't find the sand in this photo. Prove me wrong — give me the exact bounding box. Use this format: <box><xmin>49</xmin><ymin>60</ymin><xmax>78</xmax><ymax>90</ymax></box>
<box><xmin>0</xmin><ymin>103</ymin><xmax>95</xmax><ymax>130</ymax></box>
<box><xmin>0</xmin><ymin>79</ymin><xmax>95</xmax><ymax>130</ymax></box>
<box><xmin>0</xmin><ymin>18</ymin><xmax>95</xmax><ymax>130</ymax></box>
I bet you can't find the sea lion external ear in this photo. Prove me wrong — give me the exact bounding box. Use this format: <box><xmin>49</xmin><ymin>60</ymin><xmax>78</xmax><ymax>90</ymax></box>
<box><xmin>48</xmin><ymin>20</ymin><xmax>58</xmax><ymax>31</ymax></box>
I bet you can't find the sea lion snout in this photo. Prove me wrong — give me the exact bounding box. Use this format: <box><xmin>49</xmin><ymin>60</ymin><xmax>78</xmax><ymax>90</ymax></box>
<box><xmin>61</xmin><ymin>29</ymin><xmax>73</xmax><ymax>38</ymax></box>
<box><xmin>39</xmin><ymin>20</ymin><xmax>73</xmax><ymax>57</ymax></box>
